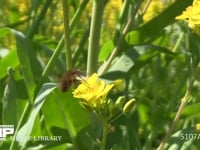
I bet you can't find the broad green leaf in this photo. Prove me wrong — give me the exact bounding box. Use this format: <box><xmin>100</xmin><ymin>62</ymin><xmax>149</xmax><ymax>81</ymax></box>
<box><xmin>107</xmin><ymin>47</ymin><xmax>139</xmax><ymax>73</ymax></box>
<box><xmin>99</xmin><ymin>47</ymin><xmax>139</xmax><ymax>80</ymax></box>
<box><xmin>0</xmin><ymin>49</ymin><xmax>19</xmax><ymax>79</ymax></box>
<box><xmin>43</xmin><ymin>89</ymin><xmax>91</xmax><ymax>149</ymax></box>
<box><xmin>41</xmin><ymin>90</ymin><xmax>67</xmax><ymax>131</ymax></box>
<box><xmin>16</xmin><ymin>83</ymin><xmax>57</xmax><ymax>148</ymax></box>
<box><xmin>182</xmin><ymin>103</ymin><xmax>200</xmax><ymax>116</ymax></box>
<box><xmin>3</xmin><ymin>68</ymin><xmax>28</xmax><ymax>126</ymax></box>
<box><xmin>55</xmin><ymin>90</ymin><xmax>90</xmax><ymax>138</ymax></box>
<box><xmin>99</xmin><ymin>40</ymin><xmax>114</xmax><ymax>62</ymax></box>
<box><xmin>12</xmin><ymin>29</ymin><xmax>36</xmax><ymax>101</ymax></box>
<box><xmin>3</xmin><ymin>68</ymin><xmax>18</xmax><ymax>125</ymax></box>
<box><xmin>126</xmin><ymin>0</ymin><xmax>193</xmax><ymax>44</ymax></box>
<box><xmin>0</xmin><ymin>28</ymin><xmax>43</xmax><ymax>101</ymax></box>
<box><xmin>0</xmin><ymin>28</ymin><xmax>19</xmax><ymax>79</ymax></box>
<box><xmin>0</xmin><ymin>28</ymin><xmax>12</xmax><ymax>38</ymax></box>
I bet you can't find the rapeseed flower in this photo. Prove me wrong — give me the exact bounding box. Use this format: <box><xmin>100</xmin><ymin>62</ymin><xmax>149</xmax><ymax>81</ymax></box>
<box><xmin>176</xmin><ymin>0</ymin><xmax>200</xmax><ymax>35</ymax></box>
<box><xmin>73</xmin><ymin>73</ymin><xmax>113</xmax><ymax>109</ymax></box>
<box><xmin>142</xmin><ymin>0</ymin><xmax>164</xmax><ymax>23</ymax></box>
<box><xmin>196</xmin><ymin>123</ymin><xmax>200</xmax><ymax>131</ymax></box>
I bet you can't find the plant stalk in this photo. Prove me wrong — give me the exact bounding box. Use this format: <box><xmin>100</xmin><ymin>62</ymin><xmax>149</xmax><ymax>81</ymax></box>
<box><xmin>39</xmin><ymin>0</ymin><xmax>89</xmax><ymax>81</ymax></box>
<box><xmin>62</xmin><ymin>0</ymin><xmax>72</xmax><ymax>69</ymax></box>
<box><xmin>87</xmin><ymin>0</ymin><xmax>105</xmax><ymax>76</ymax></box>
<box><xmin>9</xmin><ymin>103</ymin><xmax>31</xmax><ymax>150</ymax></box>
<box><xmin>28</xmin><ymin>0</ymin><xmax>52</xmax><ymax>39</ymax></box>
<box><xmin>100</xmin><ymin>117</ymin><xmax>109</xmax><ymax>150</ymax></box>
<box><xmin>157</xmin><ymin>63</ymin><xmax>200</xmax><ymax>150</ymax></box>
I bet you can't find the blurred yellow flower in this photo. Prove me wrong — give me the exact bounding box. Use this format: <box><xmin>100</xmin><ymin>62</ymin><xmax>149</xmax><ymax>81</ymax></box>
<box><xmin>73</xmin><ymin>73</ymin><xmax>113</xmax><ymax>108</ymax></box>
<box><xmin>196</xmin><ymin>123</ymin><xmax>200</xmax><ymax>131</ymax></box>
<box><xmin>142</xmin><ymin>0</ymin><xmax>164</xmax><ymax>23</ymax></box>
<box><xmin>176</xmin><ymin>0</ymin><xmax>200</xmax><ymax>35</ymax></box>
<box><xmin>112</xmin><ymin>79</ymin><xmax>124</xmax><ymax>93</ymax></box>
<box><xmin>104</xmin><ymin>0</ymin><xmax>122</xmax><ymax>28</ymax></box>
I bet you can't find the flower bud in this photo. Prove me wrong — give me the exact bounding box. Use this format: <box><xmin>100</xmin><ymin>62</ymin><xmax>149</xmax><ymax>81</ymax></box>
<box><xmin>114</xmin><ymin>96</ymin><xmax>125</xmax><ymax>108</ymax></box>
<box><xmin>123</xmin><ymin>98</ymin><xmax>136</xmax><ymax>113</ymax></box>
<box><xmin>112</xmin><ymin>79</ymin><xmax>124</xmax><ymax>93</ymax></box>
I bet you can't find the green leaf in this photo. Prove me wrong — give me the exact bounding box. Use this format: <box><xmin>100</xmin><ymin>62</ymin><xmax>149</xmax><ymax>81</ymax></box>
<box><xmin>3</xmin><ymin>68</ymin><xmax>18</xmax><ymax>125</ymax></box>
<box><xmin>0</xmin><ymin>27</ymin><xmax>43</xmax><ymax>101</ymax></box>
<box><xmin>107</xmin><ymin>47</ymin><xmax>139</xmax><ymax>73</ymax></box>
<box><xmin>99</xmin><ymin>40</ymin><xmax>114</xmax><ymax>62</ymax></box>
<box><xmin>99</xmin><ymin>47</ymin><xmax>139</xmax><ymax>80</ymax></box>
<box><xmin>0</xmin><ymin>27</ymin><xmax>12</xmax><ymax>38</ymax></box>
<box><xmin>43</xmin><ymin>90</ymin><xmax>91</xmax><ymax>149</ymax></box>
<box><xmin>182</xmin><ymin>103</ymin><xmax>200</xmax><ymax>116</ymax></box>
<box><xmin>126</xmin><ymin>0</ymin><xmax>193</xmax><ymax>44</ymax></box>
<box><xmin>0</xmin><ymin>49</ymin><xmax>19</xmax><ymax>79</ymax></box>
<box><xmin>3</xmin><ymin>68</ymin><xmax>28</xmax><ymax>126</ymax></box>
<box><xmin>16</xmin><ymin>83</ymin><xmax>57</xmax><ymax>148</ymax></box>
<box><xmin>11</xmin><ymin>29</ymin><xmax>36</xmax><ymax>101</ymax></box>
<box><xmin>41</xmin><ymin>90</ymin><xmax>68</xmax><ymax>132</ymax></box>
<box><xmin>55</xmin><ymin>90</ymin><xmax>90</xmax><ymax>138</ymax></box>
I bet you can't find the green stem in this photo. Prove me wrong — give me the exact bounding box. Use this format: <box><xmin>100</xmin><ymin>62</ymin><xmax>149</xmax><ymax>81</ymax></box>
<box><xmin>70</xmin><ymin>0</ymin><xmax>89</xmax><ymax>29</ymax></box>
<box><xmin>35</xmin><ymin>0</ymin><xmax>89</xmax><ymax>95</ymax></box>
<box><xmin>172</xmin><ymin>32</ymin><xmax>184</xmax><ymax>52</ymax></box>
<box><xmin>157</xmin><ymin>63</ymin><xmax>200</xmax><ymax>150</ymax></box>
<box><xmin>62</xmin><ymin>0</ymin><xmax>72</xmax><ymax>69</ymax></box>
<box><xmin>42</xmin><ymin>36</ymin><xmax>65</xmax><ymax>77</ymax></box>
<box><xmin>28</xmin><ymin>0</ymin><xmax>52</xmax><ymax>39</ymax></box>
<box><xmin>9</xmin><ymin>103</ymin><xmax>31</xmax><ymax>150</ymax></box>
<box><xmin>87</xmin><ymin>0</ymin><xmax>105</xmax><ymax>76</ymax></box>
<box><xmin>73</xmin><ymin>26</ymin><xmax>90</xmax><ymax>65</ymax></box>
<box><xmin>118</xmin><ymin>0</ymin><xmax>130</xmax><ymax>26</ymax></box>
<box><xmin>100</xmin><ymin>118</ymin><xmax>109</xmax><ymax>150</ymax></box>
<box><xmin>140</xmin><ymin>0</ymin><xmax>152</xmax><ymax>16</ymax></box>
<box><xmin>37</xmin><ymin>0</ymin><xmax>89</xmax><ymax>86</ymax></box>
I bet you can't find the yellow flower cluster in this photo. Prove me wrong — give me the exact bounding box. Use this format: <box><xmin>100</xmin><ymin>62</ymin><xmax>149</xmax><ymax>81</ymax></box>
<box><xmin>17</xmin><ymin>0</ymin><xmax>30</xmax><ymax>21</ymax></box>
<box><xmin>73</xmin><ymin>73</ymin><xmax>113</xmax><ymax>109</ymax></box>
<box><xmin>0</xmin><ymin>0</ymin><xmax>29</xmax><ymax>49</ymax></box>
<box><xmin>84</xmin><ymin>0</ymin><xmax>122</xmax><ymax>41</ymax></box>
<box><xmin>142</xmin><ymin>0</ymin><xmax>164</xmax><ymax>23</ymax></box>
<box><xmin>51</xmin><ymin>3</ymin><xmax>64</xmax><ymax>40</ymax></box>
<box><xmin>176</xmin><ymin>0</ymin><xmax>200</xmax><ymax>35</ymax></box>
<box><xmin>104</xmin><ymin>0</ymin><xmax>122</xmax><ymax>29</ymax></box>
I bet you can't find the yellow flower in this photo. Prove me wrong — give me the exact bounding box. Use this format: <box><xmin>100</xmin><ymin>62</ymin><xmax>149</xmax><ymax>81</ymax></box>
<box><xmin>73</xmin><ymin>73</ymin><xmax>113</xmax><ymax>108</ymax></box>
<box><xmin>142</xmin><ymin>0</ymin><xmax>164</xmax><ymax>23</ymax></box>
<box><xmin>196</xmin><ymin>123</ymin><xmax>200</xmax><ymax>132</ymax></box>
<box><xmin>112</xmin><ymin>79</ymin><xmax>124</xmax><ymax>93</ymax></box>
<box><xmin>176</xmin><ymin>0</ymin><xmax>200</xmax><ymax>35</ymax></box>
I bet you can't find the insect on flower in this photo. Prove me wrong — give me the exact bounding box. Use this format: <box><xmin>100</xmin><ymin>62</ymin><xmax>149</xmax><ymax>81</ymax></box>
<box><xmin>59</xmin><ymin>69</ymin><xmax>83</xmax><ymax>92</ymax></box>
<box><xmin>73</xmin><ymin>73</ymin><xmax>114</xmax><ymax>108</ymax></box>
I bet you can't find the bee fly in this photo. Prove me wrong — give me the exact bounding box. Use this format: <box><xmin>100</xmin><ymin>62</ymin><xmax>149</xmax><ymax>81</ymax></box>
<box><xmin>59</xmin><ymin>69</ymin><xmax>82</xmax><ymax>92</ymax></box>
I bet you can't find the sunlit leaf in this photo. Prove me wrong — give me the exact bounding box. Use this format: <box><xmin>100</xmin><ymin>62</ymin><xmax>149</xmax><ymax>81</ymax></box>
<box><xmin>16</xmin><ymin>83</ymin><xmax>57</xmax><ymax>148</ymax></box>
